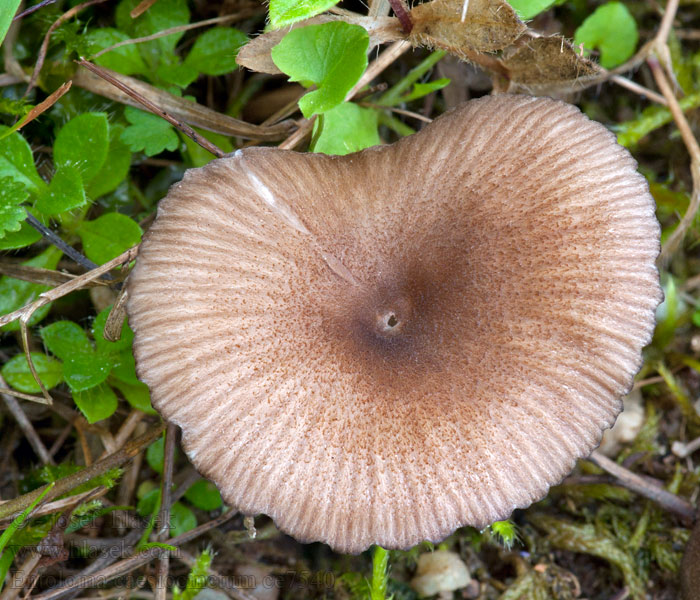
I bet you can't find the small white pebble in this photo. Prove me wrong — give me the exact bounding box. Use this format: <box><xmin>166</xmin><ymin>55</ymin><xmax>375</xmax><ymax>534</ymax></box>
<box><xmin>598</xmin><ymin>390</ymin><xmax>644</xmax><ymax>457</ymax></box>
<box><xmin>410</xmin><ymin>550</ymin><xmax>471</xmax><ymax>598</ymax></box>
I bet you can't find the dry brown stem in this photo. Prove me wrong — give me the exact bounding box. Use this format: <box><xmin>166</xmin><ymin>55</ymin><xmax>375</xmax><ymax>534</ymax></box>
<box><xmin>31</xmin><ymin>510</ymin><xmax>237</xmax><ymax>600</ymax></box>
<box><xmin>1</xmin><ymin>376</ymin><xmax>54</xmax><ymax>465</ymax></box>
<box><xmin>0</xmin><ymin>424</ymin><xmax>163</xmax><ymax>522</ymax></box>
<box><xmin>648</xmin><ymin>56</ymin><xmax>700</xmax><ymax>265</ymax></box>
<box><xmin>589</xmin><ymin>451</ymin><xmax>696</xmax><ymax>521</ymax></box>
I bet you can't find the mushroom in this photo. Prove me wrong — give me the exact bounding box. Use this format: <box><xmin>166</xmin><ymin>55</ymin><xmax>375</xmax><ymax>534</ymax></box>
<box><xmin>410</xmin><ymin>550</ymin><xmax>471</xmax><ymax>598</ymax></box>
<box><xmin>597</xmin><ymin>389</ymin><xmax>645</xmax><ymax>457</ymax></box>
<box><xmin>127</xmin><ymin>94</ymin><xmax>662</xmax><ymax>554</ymax></box>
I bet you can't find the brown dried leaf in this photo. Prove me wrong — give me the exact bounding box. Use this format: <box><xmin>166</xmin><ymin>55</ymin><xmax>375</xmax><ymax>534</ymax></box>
<box><xmin>236</xmin><ymin>15</ymin><xmax>402</xmax><ymax>75</ymax></box>
<box><xmin>501</xmin><ymin>36</ymin><xmax>601</xmax><ymax>93</ymax></box>
<box><xmin>409</xmin><ymin>0</ymin><xmax>526</xmax><ymax>54</ymax></box>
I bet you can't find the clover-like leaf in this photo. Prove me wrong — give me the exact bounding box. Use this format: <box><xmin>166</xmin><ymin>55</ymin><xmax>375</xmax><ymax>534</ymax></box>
<box><xmin>76</xmin><ymin>212</ymin><xmax>143</xmax><ymax>264</ymax></box>
<box><xmin>268</xmin><ymin>0</ymin><xmax>340</xmax><ymax>28</ymax></box>
<box><xmin>121</xmin><ymin>107</ymin><xmax>179</xmax><ymax>157</ymax></box>
<box><xmin>0</xmin><ymin>178</ymin><xmax>28</xmax><ymax>238</ymax></box>
<box><xmin>73</xmin><ymin>383</ymin><xmax>119</xmax><ymax>423</ymax></box>
<box><xmin>312</xmin><ymin>102</ymin><xmax>380</xmax><ymax>156</ymax></box>
<box><xmin>574</xmin><ymin>1</ymin><xmax>638</xmax><ymax>69</ymax></box>
<box><xmin>271</xmin><ymin>22</ymin><xmax>369</xmax><ymax>118</ymax></box>
<box><xmin>35</xmin><ymin>165</ymin><xmax>86</xmax><ymax>215</ymax></box>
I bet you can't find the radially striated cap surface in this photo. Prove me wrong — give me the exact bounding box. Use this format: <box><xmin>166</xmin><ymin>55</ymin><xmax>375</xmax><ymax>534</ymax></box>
<box><xmin>127</xmin><ymin>94</ymin><xmax>662</xmax><ymax>554</ymax></box>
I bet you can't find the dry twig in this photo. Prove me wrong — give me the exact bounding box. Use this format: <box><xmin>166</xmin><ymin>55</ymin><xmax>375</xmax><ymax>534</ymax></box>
<box><xmin>589</xmin><ymin>450</ymin><xmax>696</xmax><ymax>521</ymax></box>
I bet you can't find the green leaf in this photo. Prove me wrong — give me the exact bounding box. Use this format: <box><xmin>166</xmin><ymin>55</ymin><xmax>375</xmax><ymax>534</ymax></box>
<box><xmin>271</xmin><ymin>22</ymin><xmax>369</xmax><ymax>118</ymax></box>
<box><xmin>76</xmin><ymin>212</ymin><xmax>142</xmax><ymax>264</ymax></box>
<box><xmin>174</xmin><ymin>548</ymin><xmax>213</xmax><ymax>600</ymax></box>
<box><xmin>574</xmin><ymin>2</ymin><xmax>638</xmax><ymax>69</ymax></box>
<box><xmin>0</xmin><ymin>178</ymin><xmax>27</xmax><ymax>238</ymax></box>
<box><xmin>34</xmin><ymin>165</ymin><xmax>86</xmax><ymax>215</ymax></box>
<box><xmin>0</xmin><ymin>216</ymin><xmax>41</xmax><ymax>250</ymax></box>
<box><xmin>111</xmin><ymin>348</ymin><xmax>142</xmax><ymax>385</ymax></box>
<box><xmin>146</xmin><ymin>436</ymin><xmax>164</xmax><ymax>473</ymax></box>
<box><xmin>184</xmin><ymin>480</ymin><xmax>223</xmax><ymax>511</ymax></box>
<box><xmin>41</xmin><ymin>320</ymin><xmax>93</xmax><ymax>358</ymax></box>
<box><xmin>0</xmin><ymin>247</ymin><xmax>62</xmax><ymax>331</ymax></box>
<box><xmin>156</xmin><ymin>63</ymin><xmax>199</xmax><ymax>88</ymax></box>
<box><xmin>86</xmin><ymin>28</ymin><xmax>149</xmax><ymax>75</ymax></box>
<box><xmin>181</xmin><ymin>128</ymin><xmax>233</xmax><ymax>167</ymax></box>
<box><xmin>0</xmin><ymin>0</ymin><xmax>22</xmax><ymax>48</ymax></box>
<box><xmin>170</xmin><ymin>502</ymin><xmax>197</xmax><ymax>536</ymax></box>
<box><xmin>312</xmin><ymin>102</ymin><xmax>380</xmax><ymax>155</ymax></box>
<box><xmin>137</xmin><ymin>487</ymin><xmax>159</xmax><ymax>517</ymax></box>
<box><xmin>87</xmin><ymin>125</ymin><xmax>132</xmax><ymax>199</ymax></box>
<box><xmin>62</xmin><ymin>350</ymin><xmax>113</xmax><ymax>392</ymax></box>
<box><xmin>268</xmin><ymin>0</ymin><xmax>340</xmax><ymax>28</ymax></box>
<box><xmin>402</xmin><ymin>78</ymin><xmax>451</xmax><ymax>103</ymax></box>
<box><xmin>41</xmin><ymin>321</ymin><xmax>114</xmax><ymax>391</ymax></box>
<box><xmin>111</xmin><ymin>378</ymin><xmax>155</xmax><ymax>413</ymax></box>
<box><xmin>116</xmin><ymin>0</ymin><xmax>190</xmax><ymax>65</ymax></box>
<box><xmin>53</xmin><ymin>113</ymin><xmax>110</xmax><ymax>183</ymax></box>
<box><xmin>121</xmin><ymin>106</ymin><xmax>179</xmax><ymax>156</ymax></box>
<box><xmin>1</xmin><ymin>352</ymin><xmax>63</xmax><ymax>394</ymax></box>
<box><xmin>0</xmin><ymin>126</ymin><xmax>45</xmax><ymax>192</ymax></box>
<box><xmin>183</xmin><ymin>27</ymin><xmax>248</xmax><ymax>76</ymax></box>
<box><xmin>507</xmin><ymin>0</ymin><xmax>556</xmax><ymax>19</ymax></box>
<box><xmin>72</xmin><ymin>382</ymin><xmax>118</xmax><ymax>423</ymax></box>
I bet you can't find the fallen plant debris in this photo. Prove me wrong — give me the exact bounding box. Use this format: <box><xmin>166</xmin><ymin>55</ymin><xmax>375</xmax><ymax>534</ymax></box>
<box><xmin>0</xmin><ymin>0</ymin><xmax>699</xmax><ymax>598</ymax></box>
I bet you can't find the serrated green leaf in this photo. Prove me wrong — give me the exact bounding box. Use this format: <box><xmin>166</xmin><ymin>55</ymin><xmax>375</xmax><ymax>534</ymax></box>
<box><xmin>0</xmin><ymin>126</ymin><xmax>45</xmax><ymax>192</ymax></box>
<box><xmin>184</xmin><ymin>480</ymin><xmax>223</xmax><ymax>511</ymax></box>
<box><xmin>87</xmin><ymin>125</ymin><xmax>132</xmax><ymax>199</ymax></box>
<box><xmin>53</xmin><ymin>113</ymin><xmax>110</xmax><ymax>183</ymax></box>
<box><xmin>86</xmin><ymin>28</ymin><xmax>149</xmax><ymax>75</ymax></box>
<box><xmin>574</xmin><ymin>2</ymin><xmax>638</xmax><ymax>69</ymax></box>
<box><xmin>312</xmin><ymin>102</ymin><xmax>380</xmax><ymax>155</ymax></box>
<box><xmin>271</xmin><ymin>22</ymin><xmax>369</xmax><ymax>118</ymax></box>
<box><xmin>170</xmin><ymin>502</ymin><xmax>197</xmax><ymax>536</ymax></box>
<box><xmin>0</xmin><ymin>247</ymin><xmax>62</xmax><ymax>331</ymax></box>
<box><xmin>1</xmin><ymin>352</ymin><xmax>63</xmax><ymax>394</ymax></box>
<box><xmin>0</xmin><ymin>178</ymin><xmax>28</xmax><ymax>238</ymax></box>
<box><xmin>183</xmin><ymin>27</ymin><xmax>248</xmax><ymax>76</ymax></box>
<box><xmin>0</xmin><ymin>0</ymin><xmax>22</xmax><ymax>48</ymax></box>
<box><xmin>507</xmin><ymin>0</ymin><xmax>556</xmax><ymax>19</ymax></box>
<box><xmin>121</xmin><ymin>106</ymin><xmax>179</xmax><ymax>156</ymax></box>
<box><xmin>0</xmin><ymin>218</ymin><xmax>41</xmax><ymax>250</ymax></box>
<box><xmin>268</xmin><ymin>0</ymin><xmax>339</xmax><ymax>28</ymax></box>
<box><xmin>72</xmin><ymin>382</ymin><xmax>118</xmax><ymax>423</ymax></box>
<box><xmin>35</xmin><ymin>165</ymin><xmax>86</xmax><ymax>215</ymax></box>
<box><xmin>115</xmin><ymin>0</ymin><xmax>190</xmax><ymax>67</ymax></box>
<box><xmin>76</xmin><ymin>212</ymin><xmax>142</xmax><ymax>264</ymax></box>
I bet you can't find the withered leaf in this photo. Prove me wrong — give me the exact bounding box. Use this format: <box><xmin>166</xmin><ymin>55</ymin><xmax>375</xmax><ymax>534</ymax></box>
<box><xmin>236</xmin><ymin>15</ymin><xmax>402</xmax><ymax>75</ymax></box>
<box><xmin>501</xmin><ymin>36</ymin><xmax>601</xmax><ymax>93</ymax></box>
<box><xmin>409</xmin><ymin>0</ymin><xmax>526</xmax><ymax>54</ymax></box>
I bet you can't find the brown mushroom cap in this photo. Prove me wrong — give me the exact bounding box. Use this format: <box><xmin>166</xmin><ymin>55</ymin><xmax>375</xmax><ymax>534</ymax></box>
<box><xmin>127</xmin><ymin>94</ymin><xmax>662</xmax><ymax>554</ymax></box>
